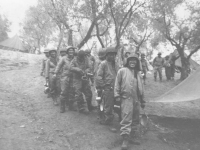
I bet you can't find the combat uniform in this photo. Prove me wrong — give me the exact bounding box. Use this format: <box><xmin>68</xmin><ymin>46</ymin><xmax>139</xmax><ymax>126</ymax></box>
<box><xmin>70</xmin><ymin>56</ymin><xmax>93</xmax><ymax>112</ymax></box>
<box><xmin>114</xmin><ymin>54</ymin><xmax>145</xmax><ymax>149</ymax></box>
<box><xmin>55</xmin><ymin>55</ymin><xmax>74</xmax><ymax>112</ymax></box>
<box><xmin>96</xmin><ymin>60</ymin><xmax>117</xmax><ymax>124</ymax></box>
<box><xmin>45</xmin><ymin>57</ymin><xmax>61</xmax><ymax>104</ymax></box>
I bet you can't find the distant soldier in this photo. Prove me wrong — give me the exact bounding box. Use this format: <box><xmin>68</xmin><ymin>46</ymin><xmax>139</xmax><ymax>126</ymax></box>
<box><xmin>54</xmin><ymin>46</ymin><xmax>75</xmax><ymax>113</ymax></box>
<box><xmin>96</xmin><ymin>47</ymin><xmax>118</xmax><ymax>125</ymax></box>
<box><xmin>114</xmin><ymin>54</ymin><xmax>145</xmax><ymax>150</ymax></box>
<box><xmin>70</xmin><ymin>50</ymin><xmax>94</xmax><ymax>113</ymax></box>
<box><xmin>40</xmin><ymin>49</ymin><xmax>49</xmax><ymax>76</ymax></box>
<box><xmin>141</xmin><ymin>53</ymin><xmax>149</xmax><ymax>84</ymax></box>
<box><xmin>45</xmin><ymin>49</ymin><xmax>61</xmax><ymax>105</ymax></box>
<box><xmin>153</xmin><ymin>52</ymin><xmax>164</xmax><ymax>81</ymax></box>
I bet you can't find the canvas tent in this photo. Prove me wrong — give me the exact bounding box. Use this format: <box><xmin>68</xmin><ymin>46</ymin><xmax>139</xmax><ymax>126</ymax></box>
<box><xmin>170</xmin><ymin>50</ymin><xmax>199</xmax><ymax>70</ymax></box>
<box><xmin>154</xmin><ymin>66</ymin><xmax>200</xmax><ymax>102</ymax></box>
<box><xmin>0</xmin><ymin>35</ymin><xmax>27</xmax><ymax>52</ymax></box>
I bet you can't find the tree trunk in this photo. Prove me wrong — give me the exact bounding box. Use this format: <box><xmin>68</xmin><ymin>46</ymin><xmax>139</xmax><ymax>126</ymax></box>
<box><xmin>77</xmin><ymin>20</ymin><xmax>96</xmax><ymax>49</ymax></box>
<box><xmin>57</xmin><ymin>27</ymin><xmax>64</xmax><ymax>55</ymax></box>
<box><xmin>68</xmin><ymin>29</ymin><xmax>73</xmax><ymax>46</ymax></box>
<box><xmin>179</xmin><ymin>50</ymin><xmax>190</xmax><ymax>80</ymax></box>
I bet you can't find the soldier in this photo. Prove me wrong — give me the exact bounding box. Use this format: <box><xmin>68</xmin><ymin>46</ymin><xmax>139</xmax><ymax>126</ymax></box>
<box><xmin>45</xmin><ymin>49</ymin><xmax>61</xmax><ymax>105</ymax></box>
<box><xmin>94</xmin><ymin>48</ymin><xmax>106</xmax><ymax>76</ymax></box>
<box><xmin>70</xmin><ymin>50</ymin><xmax>94</xmax><ymax>113</ymax></box>
<box><xmin>40</xmin><ymin>49</ymin><xmax>49</xmax><ymax>76</ymax></box>
<box><xmin>114</xmin><ymin>54</ymin><xmax>145</xmax><ymax>150</ymax></box>
<box><xmin>153</xmin><ymin>52</ymin><xmax>164</xmax><ymax>81</ymax></box>
<box><xmin>96</xmin><ymin>47</ymin><xmax>118</xmax><ymax>125</ymax></box>
<box><xmin>54</xmin><ymin>46</ymin><xmax>75</xmax><ymax>113</ymax></box>
<box><xmin>85</xmin><ymin>49</ymin><xmax>96</xmax><ymax>85</ymax></box>
<box><xmin>141</xmin><ymin>53</ymin><xmax>149</xmax><ymax>84</ymax></box>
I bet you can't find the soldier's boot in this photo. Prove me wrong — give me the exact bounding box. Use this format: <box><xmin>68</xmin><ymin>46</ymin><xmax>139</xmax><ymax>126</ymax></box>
<box><xmin>78</xmin><ymin>107</ymin><xmax>89</xmax><ymax>114</ymax></box>
<box><xmin>129</xmin><ymin>130</ymin><xmax>141</xmax><ymax>145</ymax></box>
<box><xmin>121</xmin><ymin>134</ymin><xmax>129</xmax><ymax>150</ymax></box>
<box><xmin>68</xmin><ymin>101</ymin><xmax>76</xmax><ymax>111</ymax></box>
<box><xmin>160</xmin><ymin>77</ymin><xmax>162</xmax><ymax>82</ymax></box>
<box><xmin>100</xmin><ymin>114</ymin><xmax>114</xmax><ymax>125</ymax></box>
<box><xmin>87</xmin><ymin>101</ymin><xmax>96</xmax><ymax>112</ymax></box>
<box><xmin>53</xmin><ymin>97</ymin><xmax>58</xmax><ymax>106</ymax></box>
<box><xmin>60</xmin><ymin>100</ymin><xmax>65</xmax><ymax>113</ymax></box>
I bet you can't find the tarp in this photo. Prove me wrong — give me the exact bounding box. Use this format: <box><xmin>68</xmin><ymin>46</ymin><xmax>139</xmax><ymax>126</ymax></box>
<box><xmin>0</xmin><ymin>35</ymin><xmax>26</xmax><ymax>52</ymax></box>
<box><xmin>171</xmin><ymin>50</ymin><xmax>199</xmax><ymax>70</ymax></box>
<box><xmin>154</xmin><ymin>67</ymin><xmax>200</xmax><ymax>102</ymax></box>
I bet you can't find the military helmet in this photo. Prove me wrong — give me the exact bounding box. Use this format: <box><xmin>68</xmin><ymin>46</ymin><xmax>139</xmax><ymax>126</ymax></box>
<box><xmin>77</xmin><ymin>50</ymin><xmax>85</xmax><ymax>57</ymax></box>
<box><xmin>85</xmin><ymin>49</ymin><xmax>91</xmax><ymax>54</ymax></box>
<box><xmin>124</xmin><ymin>54</ymin><xmax>141</xmax><ymax>70</ymax></box>
<box><xmin>158</xmin><ymin>52</ymin><xmax>162</xmax><ymax>55</ymax></box>
<box><xmin>48</xmin><ymin>49</ymin><xmax>57</xmax><ymax>54</ymax></box>
<box><xmin>105</xmin><ymin>47</ymin><xmax>117</xmax><ymax>55</ymax></box>
<box><xmin>98</xmin><ymin>48</ymin><xmax>106</xmax><ymax>59</ymax></box>
<box><xmin>43</xmin><ymin>49</ymin><xmax>49</xmax><ymax>53</ymax></box>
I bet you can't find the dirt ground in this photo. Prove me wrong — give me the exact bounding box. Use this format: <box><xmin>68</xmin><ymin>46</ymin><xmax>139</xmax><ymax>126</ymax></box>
<box><xmin>0</xmin><ymin>50</ymin><xmax>200</xmax><ymax>150</ymax></box>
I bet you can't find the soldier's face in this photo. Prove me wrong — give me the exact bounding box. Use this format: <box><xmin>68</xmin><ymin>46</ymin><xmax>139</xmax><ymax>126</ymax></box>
<box><xmin>68</xmin><ymin>49</ymin><xmax>74</xmax><ymax>57</ymax></box>
<box><xmin>128</xmin><ymin>58</ymin><xmax>138</xmax><ymax>69</ymax></box>
<box><xmin>50</xmin><ymin>51</ymin><xmax>56</xmax><ymax>58</ymax></box>
<box><xmin>107</xmin><ymin>52</ymin><xmax>116</xmax><ymax>62</ymax></box>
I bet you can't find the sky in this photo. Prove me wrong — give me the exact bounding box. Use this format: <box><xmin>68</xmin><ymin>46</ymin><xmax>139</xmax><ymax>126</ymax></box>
<box><xmin>0</xmin><ymin>0</ymin><xmax>38</xmax><ymax>37</ymax></box>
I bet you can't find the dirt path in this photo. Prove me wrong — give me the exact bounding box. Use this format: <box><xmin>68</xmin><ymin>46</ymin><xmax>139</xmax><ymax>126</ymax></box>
<box><xmin>0</xmin><ymin>53</ymin><xmax>199</xmax><ymax>150</ymax></box>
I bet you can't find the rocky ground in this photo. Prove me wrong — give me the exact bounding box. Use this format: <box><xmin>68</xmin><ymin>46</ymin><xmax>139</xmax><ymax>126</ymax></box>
<box><xmin>0</xmin><ymin>49</ymin><xmax>200</xmax><ymax>150</ymax></box>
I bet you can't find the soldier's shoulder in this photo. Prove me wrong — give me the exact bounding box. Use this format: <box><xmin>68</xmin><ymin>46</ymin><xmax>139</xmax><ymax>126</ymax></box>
<box><xmin>119</xmin><ymin>67</ymin><xmax>127</xmax><ymax>72</ymax></box>
<box><xmin>99</xmin><ymin>60</ymin><xmax>107</xmax><ymax>67</ymax></box>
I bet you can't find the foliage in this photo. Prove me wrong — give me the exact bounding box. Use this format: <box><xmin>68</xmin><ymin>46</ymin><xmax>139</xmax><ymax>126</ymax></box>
<box><xmin>151</xmin><ymin>0</ymin><xmax>200</xmax><ymax>79</ymax></box>
<box><xmin>0</xmin><ymin>14</ymin><xmax>10</xmax><ymax>42</ymax></box>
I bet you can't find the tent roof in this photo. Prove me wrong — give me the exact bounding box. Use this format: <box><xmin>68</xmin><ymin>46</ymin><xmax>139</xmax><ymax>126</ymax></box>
<box><xmin>171</xmin><ymin>50</ymin><xmax>199</xmax><ymax>69</ymax></box>
<box><xmin>155</xmin><ymin>67</ymin><xmax>200</xmax><ymax>102</ymax></box>
<box><xmin>0</xmin><ymin>35</ymin><xmax>26</xmax><ymax>51</ymax></box>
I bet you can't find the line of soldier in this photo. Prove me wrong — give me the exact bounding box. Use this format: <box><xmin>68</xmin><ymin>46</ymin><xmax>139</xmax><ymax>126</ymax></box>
<box><xmin>41</xmin><ymin>46</ymin><xmax>146</xmax><ymax>150</ymax></box>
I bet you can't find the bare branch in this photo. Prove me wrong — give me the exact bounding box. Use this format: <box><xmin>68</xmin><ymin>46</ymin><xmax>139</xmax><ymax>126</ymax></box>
<box><xmin>187</xmin><ymin>45</ymin><xmax>200</xmax><ymax>59</ymax></box>
<box><xmin>95</xmin><ymin>23</ymin><xmax>105</xmax><ymax>48</ymax></box>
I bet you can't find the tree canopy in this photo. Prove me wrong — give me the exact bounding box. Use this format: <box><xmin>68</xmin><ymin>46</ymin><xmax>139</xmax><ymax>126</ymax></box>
<box><xmin>19</xmin><ymin>0</ymin><xmax>200</xmax><ymax>79</ymax></box>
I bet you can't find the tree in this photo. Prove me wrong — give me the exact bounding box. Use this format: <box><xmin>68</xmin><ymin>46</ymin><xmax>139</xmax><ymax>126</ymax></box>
<box><xmin>21</xmin><ymin>4</ymin><xmax>55</xmax><ymax>53</ymax></box>
<box><xmin>151</xmin><ymin>0</ymin><xmax>200</xmax><ymax>80</ymax></box>
<box><xmin>0</xmin><ymin>15</ymin><xmax>10</xmax><ymax>42</ymax></box>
